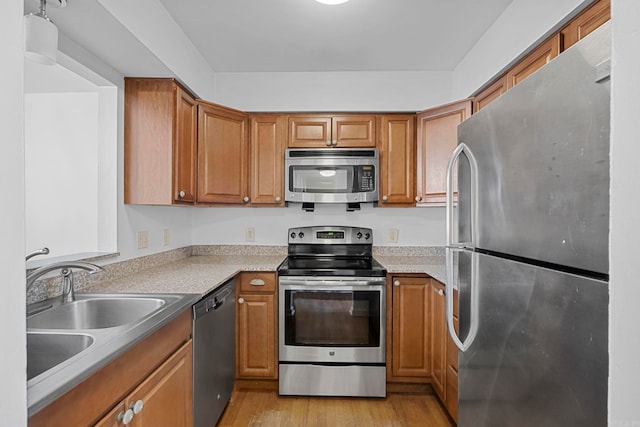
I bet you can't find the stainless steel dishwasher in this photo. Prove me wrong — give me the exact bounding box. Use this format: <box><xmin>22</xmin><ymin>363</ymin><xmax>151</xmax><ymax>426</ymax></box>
<box><xmin>193</xmin><ymin>277</ymin><xmax>235</xmax><ymax>427</ymax></box>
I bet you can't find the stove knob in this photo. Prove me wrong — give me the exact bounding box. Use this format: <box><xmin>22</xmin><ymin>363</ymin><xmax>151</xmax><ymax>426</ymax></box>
<box><xmin>290</xmin><ymin>232</ymin><xmax>296</xmax><ymax>239</ymax></box>
<box><xmin>298</xmin><ymin>232</ymin><xmax>305</xmax><ymax>238</ymax></box>
<box><xmin>364</xmin><ymin>232</ymin><xmax>371</xmax><ymax>240</ymax></box>
<box><xmin>356</xmin><ymin>232</ymin><xmax>363</xmax><ymax>239</ymax></box>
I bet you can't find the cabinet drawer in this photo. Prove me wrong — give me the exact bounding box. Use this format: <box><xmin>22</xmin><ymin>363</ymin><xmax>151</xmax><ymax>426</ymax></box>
<box><xmin>445</xmin><ymin>364</ymin><xmax>458</xmax><ymax>422</ymax></box>
<box><xmin>239</xmin><ymin>272</ymin><xmax>277</xmax><ymax>293</ymax></box>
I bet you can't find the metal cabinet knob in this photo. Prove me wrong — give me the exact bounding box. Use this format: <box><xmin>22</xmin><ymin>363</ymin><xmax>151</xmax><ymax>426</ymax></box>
<box><xmin>238</xmin><ymin>297</ymin><xmax>245</xmax><ymax>304</ymax></box>
<box><xmin>382</xmin><ymin>195</ymin><xmax>388</xmax><ymax>201</ymax></box>
<box><xmin>393</xmin><ymin>280</ymin><xmax>400</xmax><ymax>287</ymax></box>
<box><xmin>118</xmin><ymin>409</ymin><xmax>134</xmax><ymax>425</ymax></box>
<box><xmin>243</xmin><ymin>196</ymin><xmax>249</xmax><ymax>203</ymax></box>
<box><xmin>415</xmin><ymin>196</ymin><xmax>422</xmax><ymax>202</ymax></box>
<box><xmin>275</xmin><ymin>196</ymin><xmax>281</xmax><ymax>202</ymax></box>
<box><xmin>130</xmin><ymin>400</ymin><xmax>144</xmax><ymax>414</ymax></box>
<box><xmin>325</xmin><ymin>140</ymin><xmax>332</xmax><ymax>146</ymax></box>
<box><xmin>332</xmin><ymin>141</ymin><xmax>338</xmax><ymax>146</ymax></box>
<box><xmin>178</xmin><ymin>190</ymin><xmax>186</xmax><ymax>198</ymax></box>
<box><xmin>438</xmin><ymin>289</ymin><xmax>445</xmax><ymax>296</ymax></box>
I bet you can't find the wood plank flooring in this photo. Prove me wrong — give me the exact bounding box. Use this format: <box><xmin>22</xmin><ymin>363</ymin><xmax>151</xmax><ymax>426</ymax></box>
<box><xmin>218</xmin><ymin>388</ymin><xmax>455</xmax><ymax>427</ymax></box>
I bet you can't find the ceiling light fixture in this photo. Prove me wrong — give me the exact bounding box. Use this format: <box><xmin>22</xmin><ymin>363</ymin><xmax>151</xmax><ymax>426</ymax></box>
<box><xmin>315</xmin><ymin>0</ymin><xmax>350</xmax><ymax>5</ymax></box>
<box><xmin>24</xmin><ymin>0</ymin><xmax>66</xmax><ymax>65</ymax></box>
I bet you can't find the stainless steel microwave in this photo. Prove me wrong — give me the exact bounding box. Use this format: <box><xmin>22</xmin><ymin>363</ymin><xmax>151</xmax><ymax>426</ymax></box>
<box><xmin>285</xmin><ymin>148</ymin><xmax>379</xmax><ymax>204</ymax></box>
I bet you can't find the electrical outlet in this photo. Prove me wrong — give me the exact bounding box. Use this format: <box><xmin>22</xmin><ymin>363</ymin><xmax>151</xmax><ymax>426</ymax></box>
<box><xmin>387</xmin><ymin>228</ymin><xmax>399</xmax><ymax>243</ymax></box>
<box><xmin>246</xmin><ymin>227</ymin><xmax>255</xmax><ymax>242</ymax></box>
<box><xmin>163</xmin><ymin>228</ymin><xmax>170</xmax><ymax>246</ymax></box>
<box><xmin>137</xmin><ymin>230</ymin><xmax>149</xmax><ymax>249</ymax></box>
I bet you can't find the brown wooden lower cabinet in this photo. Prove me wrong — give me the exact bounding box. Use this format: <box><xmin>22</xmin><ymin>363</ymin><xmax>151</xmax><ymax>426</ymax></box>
<box><xmin>95</xmin><ymin>340</ymin><xmax>193</xmax><ymax>427</ymax></box>
<box><xmin>28</xmin><ymin>310</ymin><xmax>192</xmax><ymax>427</ymax></box>
<box><xmin>236</xmin><ymin>272</ymin><xmax>278</xmax><ymax>379</ymax></box>
<box><xmin>388</xmin><ymin>274</ymin><xmax>458</xmax><ymax>422</ymax></box>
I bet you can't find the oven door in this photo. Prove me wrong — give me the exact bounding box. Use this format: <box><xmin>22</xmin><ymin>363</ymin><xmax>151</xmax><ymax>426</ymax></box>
<box><xmin>278</xmin><ymin>277</ymin><xmax>385</xmax><ymax>364</ymax></box>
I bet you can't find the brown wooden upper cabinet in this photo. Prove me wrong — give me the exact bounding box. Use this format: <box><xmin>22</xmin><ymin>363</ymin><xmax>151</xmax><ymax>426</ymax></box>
<box><xmin>288</xmin><ymin>114</ymin><xmax>376</xmax><ymax>148</ymax></box>
<box><xmin>378</xmin><ymin>114</ymin><xmax>416</xmax><ymax>206</ymax></box>
<box><xmin>561</xmin><ymin>0</ymin><xmax>610</xmax><ymax>49</ymax></box>
<box><xmin>249</xmin><ymin>114</ymin><xmax>286</xmax><ymax>206</ymax></box>
<box><xmin>124</xmin><ymin>78</ymin><xmax>197</xmax><ymax>205</ymax></box>
<box><xmin>197</xmin><ymin>101</ymin><xmax>249</xmax><ymax>204</ymax></box>
<box><xmin>416</xmin><ymin>100</ymin><xmax>472</xmax><ymax>207</ymax></box>
<box><xmin>472</xmin><ymin>76</ymin><xmax>507</xmax><ymax>113</ymax></box>
<box><xmin>506</xmin><ymin>33</ymin><xmax>562</xmax><ymax>89</ymax></box>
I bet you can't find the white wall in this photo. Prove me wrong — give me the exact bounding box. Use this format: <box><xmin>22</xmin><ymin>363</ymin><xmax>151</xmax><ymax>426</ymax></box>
<box><xmin>192</xmin><ymin>204</ymin><xmax>446</xmax><ymax>247</ymax></box>
<box><xmin>609</xmin><ymin>0</ymin><xmax>640</xmax><ymax>424</ymax></box>
<box><xmin>25</xmin><ymin>92</ymin><xmax>100</xmax><ymax>256</ymax></box>
<box><xmin>452</xmin><ymin>0</ymin><xmax>590</xmax><ymax>99</ymax></box>
<box><xmin>0</xmin><ymin>1</ymin><xmax>27</xmax><ymax>425</ymax></box>
<box><xmin>213</xmin><ymin>71</ymin><xmax>453</xmax><ymax>112</ymax></box>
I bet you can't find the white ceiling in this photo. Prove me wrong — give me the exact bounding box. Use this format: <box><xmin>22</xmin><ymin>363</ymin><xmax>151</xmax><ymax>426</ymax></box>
<box><xmin>24</xmin><ymin>0</ymin><xmax>514</xmax><ymax>77</ymax></box>
<box><xmin>158</xmin><ymin>0</ymin><xmax>515</xmax><ymax>72</ymax></box>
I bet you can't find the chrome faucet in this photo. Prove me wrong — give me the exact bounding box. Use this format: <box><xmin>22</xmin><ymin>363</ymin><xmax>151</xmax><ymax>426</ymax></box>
<box><xmin>25</xmin><ymin>247</ymin><xmax>50</xmax><ymax>261</ymax></box>
<box><xmin>26</xmin><ymin>261</ymin><xmax>104</xmax><ymax>303</ymax></box>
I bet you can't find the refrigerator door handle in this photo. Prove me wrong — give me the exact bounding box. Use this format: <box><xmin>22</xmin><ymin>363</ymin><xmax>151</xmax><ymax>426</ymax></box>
<box><xmin>445</xmin><ymin>142</ymin><xmax>479</xmax><ymax>248</ymax></box>
<box><xmin>445</xmin><ymin>248</ymin><xmax>479</xmax><ymax>352</ymax></box>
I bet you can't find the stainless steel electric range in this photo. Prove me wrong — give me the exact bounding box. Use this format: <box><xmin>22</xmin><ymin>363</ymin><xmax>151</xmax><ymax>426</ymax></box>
<box><xmin>277</xmin><ymin>225</ymin><xmax>387</xmax><ymax>398</ymax></box>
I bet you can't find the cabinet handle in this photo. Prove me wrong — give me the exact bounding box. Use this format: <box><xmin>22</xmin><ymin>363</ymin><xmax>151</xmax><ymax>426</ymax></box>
<box><xmin>325</xmin><ymin>140</ymin><xmax>332</xmax><ymax>146</ymax></box>
<box><xmin>238</xmin><ymin>297</ymin><xmax>245</xmax><ymax>304</ymax></box>
<box><xmin>393</xmin><ymin>280</ymin><xmax>400</xmax><ymax>287</ymax></box>
<box><xmin>118</xmin><ymin>409</ymin><xmax>134</xmax><ymax>425</ymax></box>
<box><xmin>178</xmin><ymin>190</ymin><xmax>186</xmax><ymax>199</ymax></box>
<box><xmin>275</xmin><ymin>196</ymin><xmax>281</xmax><ymax>202</ymax></box>
<box><xmin>332</xmin><ymin>141</ymin><xmax>338</xmax><ymax>146</ymax></box>
<box><xmin>249</xmin><ymin>278</ymin><xmax>265</xmax><ymax>286</ymax></box>
<box><xmin>243</xmin><ymin>196</ymin><xmax>249</xmax><ymax>203</ymax></box>
<box><xmin>382</xmin><ymin>195</ymin><xmax>388</xmax><ymax>201</ymax></box>
<box><xmin>415</xmin><ymin>196</ymin><xmax>422</xmax><ymax>202</ymax></box>
<box><xmin>438</xmin><ymin>289</ymin><xmax>445</xmax><ymax>296</ymax></box>
<box><xmin>130</xmin><ymin>400</ymin><xmax>144</xmax><ymax>414</ymax></box>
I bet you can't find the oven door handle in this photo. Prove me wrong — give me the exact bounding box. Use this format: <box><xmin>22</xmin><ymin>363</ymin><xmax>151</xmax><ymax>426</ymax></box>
<box><xmin>279</xmin><ymin>277</ymin><xmax>386</xmax><ymax>288</ymax></box>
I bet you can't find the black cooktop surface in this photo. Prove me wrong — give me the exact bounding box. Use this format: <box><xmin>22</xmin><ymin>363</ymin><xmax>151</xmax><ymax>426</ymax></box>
<box><xmin>277</xmin><ymin>256</ymin><xmax>387</xmax><ymax>277</ymax></box>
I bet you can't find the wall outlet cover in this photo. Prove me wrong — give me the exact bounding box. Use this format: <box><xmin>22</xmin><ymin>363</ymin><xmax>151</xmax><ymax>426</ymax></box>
<box><xmin>246</xmin><ymin>227</ymin><xmax>255</xmax><ymax>242</ymax></box>
<box><xmin>387</xmin><ymin>228</ymin><xmax>399</xmax><ymax>243</ymax></box>
<box><xmin>137</xmin><ymin>230</ymin><xmax>149</xmax><ymax>249</ymax></box>
<box><xmin>163</xmin><ymin>228</ymin><xmax>170</xmax><ymax>246</ymax></box>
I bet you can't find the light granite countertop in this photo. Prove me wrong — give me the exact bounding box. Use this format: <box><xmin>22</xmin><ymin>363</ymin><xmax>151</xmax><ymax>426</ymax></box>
<box><xmin>82</xmin><ymin>253</ymin><xmax>446</xmax><ymax>298</ymax></box>
<box><xmin>82</xmin><ymin>254</ymin><xmax>286</xmax><ymax>297</ymax></box>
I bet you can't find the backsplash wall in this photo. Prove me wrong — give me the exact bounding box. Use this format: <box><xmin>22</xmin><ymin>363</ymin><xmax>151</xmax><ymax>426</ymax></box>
<box><xmin>191</xmin><ymin>203</ymin><xmax>446</xmax><ymax>246</ymax></box>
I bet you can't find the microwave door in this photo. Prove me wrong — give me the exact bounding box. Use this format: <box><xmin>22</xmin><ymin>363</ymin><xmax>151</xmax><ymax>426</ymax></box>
<box><xmin>291</xmin><ymin>166</ymin><xmax>352</xmax><ymax>194</ymax></box>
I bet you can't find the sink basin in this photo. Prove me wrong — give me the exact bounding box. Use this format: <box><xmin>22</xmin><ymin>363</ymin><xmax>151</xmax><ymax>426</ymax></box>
<box><xmin>27</xmin><ymin>297</ymin><xmax>166</xmax><ymax>330</ymax></box>
<box><xmin>27</xmin><ymin>333</ymin><xmax>94</xmax><ymax>380</ymax></box>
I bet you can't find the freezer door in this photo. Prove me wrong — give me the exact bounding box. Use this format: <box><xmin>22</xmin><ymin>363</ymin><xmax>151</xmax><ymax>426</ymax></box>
<box><xmin>457</xmin><ymin>23</ymin><xmax>610</xmax><ymax>275</ymax></box>
<box><xmin>454</xmin><ymin>250</ymin><xmax>608</xmax><ymax>427</ymax></box>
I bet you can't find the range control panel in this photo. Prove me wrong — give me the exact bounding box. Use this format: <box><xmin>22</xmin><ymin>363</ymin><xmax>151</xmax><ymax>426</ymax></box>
<box><xmin>288</xmin><ymin>226</ymin><xmax>372</xmax><ymax>244</ymax></box>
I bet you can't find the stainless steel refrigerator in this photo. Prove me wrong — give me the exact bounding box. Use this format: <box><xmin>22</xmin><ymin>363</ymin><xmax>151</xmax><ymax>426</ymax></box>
<box><xmin>445</xmin><ymin>22</ymin><xmax>610</xmax><ymax>427</ymax></box>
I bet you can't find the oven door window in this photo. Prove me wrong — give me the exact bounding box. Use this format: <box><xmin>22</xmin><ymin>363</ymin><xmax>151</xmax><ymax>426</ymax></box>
<box><xmin>284</xmin><ymin>290</ymin><xmax>380</xmax><ymax>347</ymax></box>
<box><xmin>289</xmin><ymin>166</ymin><xmax>353</xmax><ymax>193</ymax></box>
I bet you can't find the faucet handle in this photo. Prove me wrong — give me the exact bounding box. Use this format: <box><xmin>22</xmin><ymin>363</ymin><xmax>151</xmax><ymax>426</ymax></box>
<box><xmin>26</xmin><ymin>247</ymin><xmax>50</xmax><ymax>262</ymax></box>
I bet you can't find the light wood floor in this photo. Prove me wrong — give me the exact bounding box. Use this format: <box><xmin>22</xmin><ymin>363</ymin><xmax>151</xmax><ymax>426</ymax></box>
<box><xmin>217</xmin><ymin>387</ymin><xmax>455</xmax><ymax>427</ymax></box>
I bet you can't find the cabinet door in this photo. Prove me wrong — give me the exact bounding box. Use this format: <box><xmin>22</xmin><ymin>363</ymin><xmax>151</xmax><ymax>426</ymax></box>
<box><xmin>332</xmin><ymin>115</ymin><xmax>376</xmax><ymax>147</ymax></box>
<box><xmin>378</xmin><ymin>115</ymin><xmax>416</xmax><ymax>206</ymax></box>
<box><xmin>416</xmin><ymin>100</ymin><xmax>472</xmax><ymax>206</ymax></box>
<box><xmin>473</xmin><ymin>75</ymin><xmax>508</xmax><ymax>113</ymax></box>
<box><xmin>561</xmin><ymin>0</ymin><xmax>610</xmax><ymax>50</ymax></box>
<box><xmin>237</xmin><ymin>293</ymin><xmax>277</xmax><ymax>378</ymax></box>
<box><xmin>173</xmin><ymin>86</ymin><xmax>197</xmax><ymax>204</ymax></box>
<box><xmin>197</xmin><ymin>102</ymin><xmax>249</xmax><ymax>204</ymax></box>
<box><xmin>430</xmin><ymin>281</ymin><xmax>447</xmax><ymax>401</ymax></box>
<box><xmin>95</xmin><ymin>402</ymin><xmax>127</xmax><ymax>427</ymax></box>
<box><xmin>391</xmin><ymin>276</ymin><xmax>431</xmax><ymax>378</ymax></box>
<box><xmin>506</xmin><ymin>33</ymin><xmax>562</xmax><ymax>89</ymax></box>
<box><xmin>249</xmin><ymin>115</ymin><xmax>286</xmax><ymax>205</ymax></box>
<box><xmin>127</xmin><ymin>340</ymin><xmax>193</xmax><ymax>427</ymax></box>
<box><xmin>288</xmin><ymin>116</ymin><xmax>332</xmax><ymax>147</ymax></box>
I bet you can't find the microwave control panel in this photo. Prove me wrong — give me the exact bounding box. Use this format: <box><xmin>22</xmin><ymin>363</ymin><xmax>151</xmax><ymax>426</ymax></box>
<box><xmin>357</xmin><ymin>166</ymin><xmax>375</xmax><ymax>191</ymax></box>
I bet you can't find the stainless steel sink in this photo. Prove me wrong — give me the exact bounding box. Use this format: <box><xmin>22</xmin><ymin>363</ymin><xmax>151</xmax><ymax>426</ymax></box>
<box><xmin>27</xmin><ymin>332</ymin><xmax>94</xmax><ymax>380</ymax></box>
<box><xmin>27</xmin><ymin>297</ymin><xmax>166</xmax><ymax>330</ymax></box>
<box><xmin>27</xmin><ymin>292</ymin><xmax>199</xmax><ymax>416</ymax></box>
